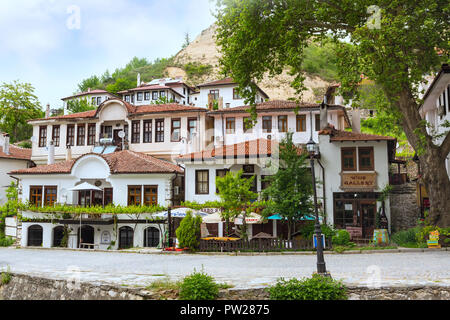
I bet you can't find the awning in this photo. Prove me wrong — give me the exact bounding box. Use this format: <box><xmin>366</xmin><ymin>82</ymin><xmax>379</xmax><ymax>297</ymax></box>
<box><xmin>69</xmin><ymin>182</ymin><xmax>102</xmax><ymax>191</ymax></box>
<box><xmin>153</xmin><ymin>207</ymin><xmax>208</xmax><ymax>219</ymax></box>
<box><xmin>234</xmin><ymin>212</ymin><xmax>263</xmax><ymax>225</ymax></box>
<box><xmin>202</xmin><ymin>212</ymin><xmax>223</xmax><ymax>223</ymax></box>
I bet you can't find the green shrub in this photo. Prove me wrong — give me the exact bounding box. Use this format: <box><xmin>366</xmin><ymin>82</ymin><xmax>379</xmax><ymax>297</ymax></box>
<box><xmin>175</xmin><ymin>212</ymin><xmax>202</xmax><ymax>250</ymax></box>
<box><xmin>179</xmin><ymin>270</ymin><xmax>219</xmax><ymax>300</ymax></box>
<box><xmin>391</xmin><ymin>227</ymin><xmax>421</xmax><ymax>246</ymax></box>
<box><xmin>1</xmin><ymin>267</ymin><xmax>11</xmax><ymax>285</ymax></box>
<box><xmin>268</xmin><ymin>275</ymin><xmax>347</xmax><ymax>300</ymax></box>
<box><xmin>0</xmin><ymin>236</ymin><xmax>14</xmax><ymax>247</ymax></box>
<box><xmin>298</xmin><ymin>222</ymin><xmax>336</xmax><ymax>240</ymax></box>
<box><xmin>332</xmin><ymin>230</ymin><xmax>351</xmax><ymax>246</ymax></box>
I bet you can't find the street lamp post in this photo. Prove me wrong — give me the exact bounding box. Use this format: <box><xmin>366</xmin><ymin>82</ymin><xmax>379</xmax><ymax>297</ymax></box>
<box><xmin>306</xmin><ymin>137</ymin><xmax>330</xmax><ymax>277</ymax></box>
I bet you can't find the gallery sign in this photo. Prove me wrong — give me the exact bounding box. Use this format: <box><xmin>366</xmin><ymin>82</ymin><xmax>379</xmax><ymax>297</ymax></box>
<box><xmin>340</xmin><ymin>172</ymin><xmax>377</xmax><ymax>190</ymax></box>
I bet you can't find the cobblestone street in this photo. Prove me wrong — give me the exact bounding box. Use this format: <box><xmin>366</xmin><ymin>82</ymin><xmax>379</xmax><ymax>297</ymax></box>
<box><xmin>0</xmin><ymin>248</ymin><xmax>449</xmax><ymax>289</ymax></box>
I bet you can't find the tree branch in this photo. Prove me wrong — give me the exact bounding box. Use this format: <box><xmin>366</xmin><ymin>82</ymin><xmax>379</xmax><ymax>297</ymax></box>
<box><xmin>440</xmin><ymin>131</ymin><xmax>450</xmax><ymax>157</ymax></box>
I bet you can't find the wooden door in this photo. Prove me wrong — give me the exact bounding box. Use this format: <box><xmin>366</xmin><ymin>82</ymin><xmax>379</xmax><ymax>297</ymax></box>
<box><xmin>113</xmin><ymin>129</ymin><xmax>122</xmax><ymax>150</ymax></box>
<box><xmin>360</xmin><ymin>201</ymin><xmax>376</xmax><ymax>239</ymax></box>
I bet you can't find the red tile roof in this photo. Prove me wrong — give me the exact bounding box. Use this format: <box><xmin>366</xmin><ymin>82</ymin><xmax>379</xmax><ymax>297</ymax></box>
<box><xmin>319</xmin><ymin>125</ymin><xmax>396</xmax><ymax>142</ymax></box>
<box><xmin>178</xmin><ymin>139</ymin><xmax>281</xmax><ymax>161</ymax></box>
<box><xmin>208</xmin><ymin>100</ymin><xmax>343</xmax><ymax>113</ymax></box>
<box><xmin>9</xmin><ymin>150</ymin><xmax>182</xmax><ymax>175</ymax></box>
<box><xmin>0</xmin><ymin>145</ymin><xmax>32</xmax><ymax>161</ymax></box>
<box><xmin>197</xmin><ymin>77</ymin><xmax>236</xmax><ymax>87</ymax></box>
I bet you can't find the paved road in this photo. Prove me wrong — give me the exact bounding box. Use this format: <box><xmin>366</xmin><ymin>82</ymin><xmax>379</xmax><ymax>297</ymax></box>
<box><xmin>0</xmin><ymin>248</ymin><xmax>449</xmax><ymax>289</ymax></box>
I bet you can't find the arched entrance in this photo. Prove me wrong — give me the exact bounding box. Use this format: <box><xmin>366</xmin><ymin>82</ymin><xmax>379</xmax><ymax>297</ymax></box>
<box><xmin>77</xmin><ymin>225</ymin><xmax>95</xmax><ymax>248</ymax></box>
<box><xmin>144</xmin><ymin>227</ymin><xmax>160</xmax><ymax>247</ymax></box>
<box><xmin>119</xmin><ymin>226</ymin><xmax>134</xmax><ymax>249</ymax></box>
<box><xmin>27</xmin><ymin>225</ymin><xmax>43</xmax><ymax>247</ymax></box>
<box><xmin>53</xmin><ymin>226</ymin><xmax>65</xmax><ymax>247</ymax></box>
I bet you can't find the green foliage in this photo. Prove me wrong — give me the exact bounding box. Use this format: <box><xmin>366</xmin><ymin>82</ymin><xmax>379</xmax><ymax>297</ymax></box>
<box><xmin>78</xmin><ymin>56</ymin><xmax>175</xmax><ymax>94</ymax></box>
<box><xmin>297</xmin><ymin>222</ymin><xmax>336</xmax><ymax>241</ymax></box>
<box><xmin>0</xmin><ymin>81</ymin><xmax>43</xmax><ymax>143</ymax></box>
<box><xmin>17</xmin><ymin>141</ymin><xmax>32</xmax><ymax>149</ymax></box>
<box><xmin>182</xmin><ymin>62</ymin><xmax>213</xmax><ymax>80</ymax></box>
<box><xmin>332</xmin><ymin>230</ymin><xmax>351</xmax><ymax>246</ymax></box>
<box><xmin>268</xmin><ymin>275</ymin><xmax>347</xmax><ymax>300</ymax></box>
<box><xmin>391</xmin><ymin>227</ymin><xmax>421</xmax><ymax>247</ymax></box>
<box><xmin>175</xmin><ymin>212</ymin><xmax>202</xmax><ymax>250</ymax></box>
<box><xmin>151</xmin><ymin>96</ymin><xmax>176</xmax><ymax>105</ymax></box>
<box><xmin>1</xmin><ymin>267</ymin><xmax>12</xmax><ymax>285</ymax></box>
<box><xmin>0</xmin><ymin>237</ymin><xmax>14</xmax><ymax>247</ymax></box>
<box><xmin>66</xmin><ymin>97</ymin><xmax>96</xmax><ymax>114</ymax></box>
<box><xmin>179</xmin><ymin>269</ymin><xmax>219</xmax><ymax>300</ymax></box>
<box><xmin>301</xmin><ymin>40</ymin><xmax>340</xmax><ymax>82</ymax></box>
<box><xmin>216</xmin><ymin>170</ymin><xmax>258</xmax><ymax>240</ymax></box>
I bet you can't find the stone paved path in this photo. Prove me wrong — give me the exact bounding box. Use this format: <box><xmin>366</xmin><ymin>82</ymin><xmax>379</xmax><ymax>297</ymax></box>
<box><xmin>0</xmin><ymin>248</ymin><xmax>449</xmax><ymax>289</ymax></box>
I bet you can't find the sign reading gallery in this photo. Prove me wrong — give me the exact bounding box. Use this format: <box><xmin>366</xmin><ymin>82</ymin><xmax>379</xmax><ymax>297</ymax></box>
<box><xmin>340</xmin><ymin>172</ymin><xmax>378</xmax><ymax>190</ymax></box>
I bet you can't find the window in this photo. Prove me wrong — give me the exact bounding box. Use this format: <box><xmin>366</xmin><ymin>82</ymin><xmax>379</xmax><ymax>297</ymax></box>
<box><xmin>188</xmin><ymin>118</ymin><xmax>197</xmax><ymax>140</ymax></box>
<box><xmin>334</xmin><ymin>199</ymin><xmax>355</xmax><ymax>229</ymax></box>
<box><xmin>30</xmin><ymin>186</ymin><xmax>43</xmax><ymax>207</ymax></box>
<box><xmin>143</xmin><ymin>120</ymin><xmax>152</xmax><ymax>143</ymax></box>
<box><xmin>131</xmin><ymin>95</ymin><xmax>135</xmax><ymax>103</ymax></box>
<box><xmin>296</xmin><ymin>115</ymin><xmax>306</xmax><ymax>132</ymax></box>
<box><xmin>77</xmin><ymin>124</ymin><xmax>86</xmax><ymax>146</ymax></box>
<box><xmin>144</xmin><ymin>186</ymin><xmax>158</xmax><ymax>206</ymax></box>
<box><xmin>160</xmin><ymin>91</ymin><xmax>166</xmax><ymax>98</ymax></box>
<box><xmin>152</xmin><ymin>91</ymin><xmax>159</xmax><ymax>100</ymax></box>
<box><xmin>196</xmin><ymin>170</ymin><xmax>209</xmax><ymax>195</ymax></box>
<box><xmin>52</xmin><ymin>125</ymin><xmax>60</xmax><ymax>147</ymax></box>
<box><xmin>124</xmin><ymin>124</ymin><xmax>129</xmax><ymax>141</ymax></box>
<box><xmin>144</xmin><ymin>92</ymin><xmax>150</xmax><ymax>101</ymax></box>
<box><xmin>171</xmin><ymin>119</ymin><xmax>181</xmax><ymax>142</ymax></box>
<box><xmin>137</xmin><ymin>92</ymin><xmax>143</xmax><ymax>101</ymax></box>
<box><xmin>243</xmin><ymin>117</ymin><xmax>253</xmax><ymax>133</ymax></box>
<box><xmin>131</xmin><ymin>121</ymin><xmax>140</xmax><ymax>144</ymax></box>
<box><xmin>278</xmin><ymin>115</ymin><xmax>288</xmax><ymax>133</ymax></box>
<box><xmin>341</xmin><ymin>147</ymin><xmax>357</xmax><ymax>171</ymax></box>
<box><xmin>101</xmin><ymin>125</ymin><xmax>112</xmax><ymax>139</ymax></box>
<box><xmin>315</xmin><ymin>114</ymin><xmax>321</xmax><ymax>132</ymax></box>
<box><xmin>44</xmin><ymin>186</ymin><xmax>57</xmax><ymax>207</ymax></box>
<box><xmin>67</xmin><ymin>125</ymin><xmax>75</xmax><ymax>146</ymax></box>
<box><xmin>216</xmin><ymin>169</ymin><xmax>229</xmax><ymax>193</ymax></box>
<box><xmin>233</xmin><ymin>88</ymin><xmax>241</xmax><ymax>99</ymax></box>
<box><xmin>128</xmin><ymin>186</ymin><xmax>142</xmax><ymax>206</ymax></box>
<box><xmin>243</xmin><ymin>175</ymin><xmax>258</xmax><ymax>193</ymax></box>
<box><xmin>155</xmin><ymin>119</ymin><xmax>164</xmax><ymax>142</ymax></box>
<box><xmin>226</xmin><ymin>117</ymin><xmax>236</xmax><ymax>134</ymax></box>
<box><xmin>262</xmin><ymin>116</ymin><xmax>272</xmax><ymax>133</ymax></box>
<box><xmin>39</xmin><ymin>126</ymin><xmax>47</xmax><ymax>147</ymax></box>
<box><xmin>125</xmin><ymin>95</ymin><xmax>130</xmax><ymax>102</ymax></box>
<box><xmin>97</xmin><ymin>97</ymin><xmax>102</xmax><ymax>105</ymax></box>
<box><xmin>87</xmin><ymin>124</ymin><xmax>96</xmax><ymax>145</ymax></box>
<box><xmin>359</xmin><ymin>147</ymin><xmax>374</xmax><ymax>171</ymax></box>
<box><xmin>104</xmin><ymin>188</ymin><xmax>113</xmax><ymax>206</ymax></box>
<box><xmin>209</xmin><ymin>90</ymin><xmax>219</xmax><ymax>100</ymax></box>
<box><xmin>92</xmin><ymin>97</ymin><xmax>96</xmax><ymax>105</ymax></box>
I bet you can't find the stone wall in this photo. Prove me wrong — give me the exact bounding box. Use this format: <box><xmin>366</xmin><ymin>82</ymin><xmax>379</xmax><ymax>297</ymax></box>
<box><xmin>1</xmin><ymin>273</ymin><xmax>450</xmax><ymax>300</ymax></box>
<box><xmin>389</xmin><ymin>182</ymin><xmax>421</xmax><ymax>233</ymax></box>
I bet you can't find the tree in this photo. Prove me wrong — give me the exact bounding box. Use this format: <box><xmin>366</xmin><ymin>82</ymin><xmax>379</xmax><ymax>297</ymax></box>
<box><xmin>176</xmin><ymin>212</ymin><xmax>202</xmax><ymax>250</ymax></box>
<box><xmin>66</xmin><ymin>97</ymin><xmax>96</xmax><ymax>114</ymax></box>
<box><xmin>262</xmin><ymin>132</ymin><xmax>314</xmax><ymax>239</ymax></box>
<box><xmin>215</xmin><ymin>0</ymin><xmax>450</xmax><ymax>227</ymax></box>
<box><xmin>77</xmin><ymin>75</ymin><xmax>101</xmax><ymax>92</ymax></box>
<box><xmin>182</xmin><ymin>32</ymin><xmax>191</xmax><ymax>49</ymax></box>
<box><xmin>0</xmin><ymin>81</ymin><xmax>43</xmax><ymax>143</ymax></box>
<box><xmin>216</xmin><ymin>170</ymin><xmax>258</xmax><ymax>240</ymax></box>
<box><xmin>105</xmin><ymin>78</ymin><xmax>135</xmax><ymax>95</ymax></box>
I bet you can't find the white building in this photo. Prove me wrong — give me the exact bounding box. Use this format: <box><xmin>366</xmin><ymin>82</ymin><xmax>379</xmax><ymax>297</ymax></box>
<box><xmin>28</xmin><ymin>98</ymin><xmax>211</xmax><ymax>165</ymax></box>
<box><xmin>9</xmin><ymin>150</ymin><xmax>183</xmax><ymax>249</ymax></box>
<box><xmin>191</xmin><ymin>78</ymin><xmax>269</xmax><ymax>109</ymax></box>
<box><xmin>419</xmin><ymin>63</ymin><xmax>450</xmax><ymax>177</ymax></box>
<box><xmin>62</xmin><ymin>89</ymin><xmax>117</xmax><ymax>114</ymax></box>
<box><xmin>0</xmin><ymin>133</ymin><xmax>35</xmax><ymax>205</ymax></box>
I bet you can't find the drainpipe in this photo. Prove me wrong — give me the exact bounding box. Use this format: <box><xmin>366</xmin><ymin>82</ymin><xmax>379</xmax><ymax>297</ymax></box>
<box><xmin>317</xmin><ymin>159</ymin><xmax>327</xmax><ymax>225</ymax></box>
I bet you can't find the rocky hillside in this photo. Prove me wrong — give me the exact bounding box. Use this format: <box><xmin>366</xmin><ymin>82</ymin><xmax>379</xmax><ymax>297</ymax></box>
<box><xmin>169</xmin><ymin>25</ymin><xmax>334</xmax><ymax>103</ymax></box>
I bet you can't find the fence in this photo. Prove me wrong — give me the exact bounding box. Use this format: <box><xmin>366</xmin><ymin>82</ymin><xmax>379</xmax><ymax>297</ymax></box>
<box><xmin>199</xmin><ymin>238</ymin><xmax>332</xmax><ymax>252</ymax></box>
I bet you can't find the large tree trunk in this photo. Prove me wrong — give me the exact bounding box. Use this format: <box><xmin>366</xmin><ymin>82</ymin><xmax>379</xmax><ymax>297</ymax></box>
<box><xmin>396</xmin><ymin>88</ymin><xmax>450</xmax><ymax>227</ymax></box>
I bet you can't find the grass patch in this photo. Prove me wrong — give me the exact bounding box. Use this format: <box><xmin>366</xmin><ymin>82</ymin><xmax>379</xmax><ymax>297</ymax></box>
<box><xmin>145</xmin><ymin>277</ymin><xmax>181</xmax><ymax>291</ymax></box>
<box><xmin>1</xmin><ymin>267</ymin><xmax>12</xmax><ymax>285</ymax></box>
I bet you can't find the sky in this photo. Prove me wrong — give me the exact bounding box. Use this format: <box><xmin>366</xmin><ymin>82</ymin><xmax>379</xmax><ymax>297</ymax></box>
<box><xmin>0</xmin><ymin>0</ymin><xmax>217</xmax><ymax>110</ymax></box>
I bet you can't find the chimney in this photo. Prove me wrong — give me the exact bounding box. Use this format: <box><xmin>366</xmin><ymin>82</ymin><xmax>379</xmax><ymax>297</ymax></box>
<box><xmin>352</xmin><ymin>108</ymin><xmax>361</xmax><ymax>133</ymax></box>
<box><xmin>66</xmin><ymin>145</ymin><xmax>72</xmax><ymax>161</ymax></box>
<box><xmin>48</xmin><ymin>140</ymin><xmax>55</xmax><ymax>165</ymax></box>
<box><xmin>87</xmin><ymin>88</ymin><xmax>91</xmax><ymax>93</ymax></box>
<box><xmin>320</xmin><ymin>101</ymin><xmax>328</xmax><ymax>131</ymax></box>
<box><xmin>3</xmin><ymin>134</ymin><xmax>10</xmax><ymax>155</ymax></box>
<box><xmin>45</xmin><ymin>104</ymin><xmax>51</xmax><ymax>118</ymax></box>
<box><xmin>137</xmin><ymin>73</ymin><xmax>141</xmax><ymax>87</ymax></box>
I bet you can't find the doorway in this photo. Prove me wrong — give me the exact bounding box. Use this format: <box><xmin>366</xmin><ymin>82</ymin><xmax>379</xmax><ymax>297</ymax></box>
<box><xmin>113</xmin><ymin>129</ymin><xmax>123</xmax><ymax>150</ymax></box>
<box><xmin>78</xmin><ymin>225</ymin><xmax>95</xmax><ymax>247</ymax></box>
<box><xmin>27</xmin><ymin>225</ymin><xmax>43</xmax><ymax>246</ymax></box>
<box><xmin>119</xmin><ymin>226</ymin><xmax>134</xmax><ymax>249</ymax></box>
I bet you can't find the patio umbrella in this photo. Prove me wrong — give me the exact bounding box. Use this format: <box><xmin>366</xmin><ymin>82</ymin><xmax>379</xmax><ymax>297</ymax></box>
<box><xmin>69</xmin><ymin>182</ymin><xmax>102</xmax><ymax>191</ymax></box>
<box><xmin>234</xmin><ymin>212</ymin><xmax>263</xmax><ymax>225</ymax></box>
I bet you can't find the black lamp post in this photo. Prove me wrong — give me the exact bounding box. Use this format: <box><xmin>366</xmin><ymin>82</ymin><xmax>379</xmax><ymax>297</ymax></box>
<box><xmin>306</xmin><ymin>137</ymin><xmax>330</xmax><ymax>277</ymax></box>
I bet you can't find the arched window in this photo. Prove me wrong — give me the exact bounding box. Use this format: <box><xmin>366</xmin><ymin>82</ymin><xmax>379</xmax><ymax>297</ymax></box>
<box><xmin>77</xmin><ymin>225</ymin><xmax>95</xmax><ymax>248</ymax></box>
<box><xmin>119</xmin><ymin>226</ymin><xmax>134</xmax><ymax>249</ymax></box>
<box><xmin>27</xmin><ymin>225</ymin><xmax>43</xmax><ymax>247</ymax></box>
<box><xmin>53</xmin><ymin>226</ymin><xmax>65</xmax><ymax>247</ymax></box>
<box><xmin>144</xmin><ymin>227</ymin><xmax>160</xmax><ymax>247</ymax></box>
